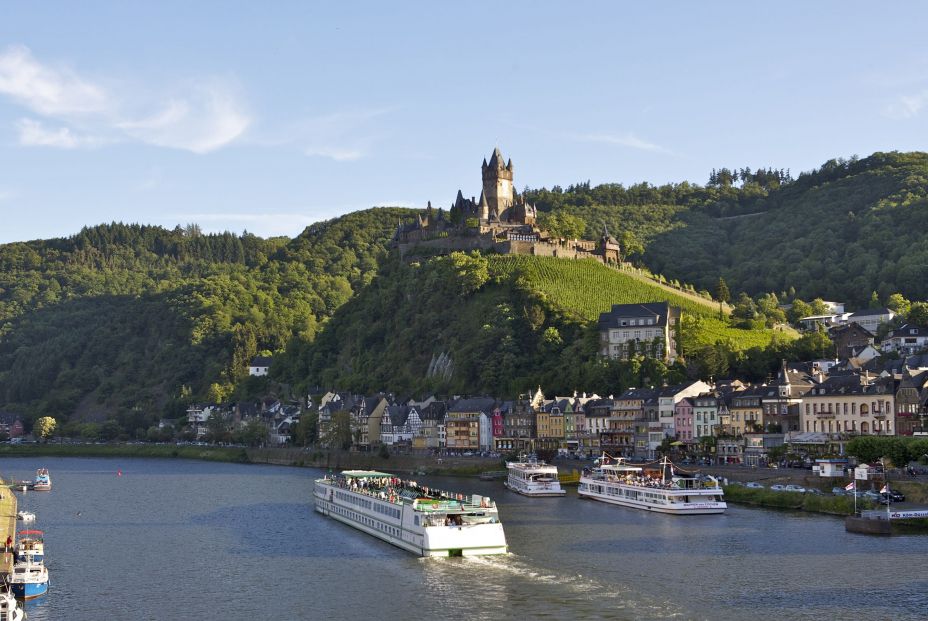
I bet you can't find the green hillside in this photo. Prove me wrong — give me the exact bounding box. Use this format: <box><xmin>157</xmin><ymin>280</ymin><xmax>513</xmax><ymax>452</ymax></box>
<box><xmin>273</xmin><ymin>253</ymin><xmax>800</xmax><ymax>398</ymax></box>
<box><xmin>490</xmin><ymin>256</ymin><xmax>786</xmax><ymax>349</ymax></box>
<box><xmin>0</xmin><ymin>208</ymin><xmax>412</xmax><ymax>426</ymax></box>
<box><xmin>526</xmin><ymin>151</ymin><xmax>928</xmax><ymax>307</ymax></box>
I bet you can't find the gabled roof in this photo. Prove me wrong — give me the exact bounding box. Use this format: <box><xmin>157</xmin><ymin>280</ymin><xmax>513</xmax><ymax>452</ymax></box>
<box><xmin>250</xmin><ymin>356</ymin><xmax>273</xmax><ymax>367</ymax></box>
<box><xmin>387</xmin><ymin>405</ymin><xmax>410</xmax><ymax>427</ymax></box>
<box><xmin>886</xmin><ymin>324</ymin><xmax>928</xmax><ymax>340</ymax></box>
<box><xmin>597</xmin><ymin>302</ymin><xmax>670</xmax><ymax>330</ymax></box>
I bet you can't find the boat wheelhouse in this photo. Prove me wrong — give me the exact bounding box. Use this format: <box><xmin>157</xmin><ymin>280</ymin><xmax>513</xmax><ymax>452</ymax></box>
<box><xmin>313</xmin><ymin>470</ymin><xmax>508</xmax><ymax>557</ymax></box>
<box><xmin>578</xmin><ymin>455</ymin><xmax>726</xmax><ymax>515</ymax></box>
<box><xmin>14</xmin><ymin>531</ymin><xmax>44</xmax><ymax>563</ymax></box>
<box><xmin>505</xmin><ymin>456</ymin><xmax>566</xmax><ymax>497</ymax></box>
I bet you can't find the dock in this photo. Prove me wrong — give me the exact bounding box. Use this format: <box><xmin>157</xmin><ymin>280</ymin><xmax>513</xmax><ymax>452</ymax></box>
<box><xmin>0</xmin><ymin>479</ymin><xmax>17</xmax><ymax>575</ymax></box>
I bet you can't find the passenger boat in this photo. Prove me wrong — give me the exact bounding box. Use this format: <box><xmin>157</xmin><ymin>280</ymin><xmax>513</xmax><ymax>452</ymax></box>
<box><xmin>9</xmin><ymin>558</ymin><xmax>49</xmax><ymax>600</ymax></box>
<box><xmin>0</xmin><ymin>587</ymin><xmax>25</xmax><ymax>621</ymax></box>
<box><xmin>14</xmin><ymin>530</ymin><xmax>44</xmax><ymax>563</ymax></box>
<box><xmin>15</xmin><ymin>511</ymin><xmax>35</xmax><ymax>523</ymax></box>
<box><xmin>313</xmin><ymin>470</ymin><xmax>508</xmax><ymax>557</ymax></box>
<box><xmin>578</xmin><ymin>454</ymin><xmax>726</xmax><ymax>515</ymax></box>
<box><xmin>32</xmin><ymin>469</ymin><xmax>51</xmax><ymax>492</ymax></box>
<box><xmin>504</xmin><ymin>455</ymin><xmax>566</xmax><ymax>497</ymax></box>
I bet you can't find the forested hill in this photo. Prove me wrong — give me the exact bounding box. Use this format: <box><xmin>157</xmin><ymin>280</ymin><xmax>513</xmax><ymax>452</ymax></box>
<box><xmin>525</xmin><ymin>151</ymin><xmax>928</xmax><ymax>305</ymax></box>
<box><xmin>0</xmin><ymin>208</ymin><xmax>411</xmax><ymax>427</ymax></box>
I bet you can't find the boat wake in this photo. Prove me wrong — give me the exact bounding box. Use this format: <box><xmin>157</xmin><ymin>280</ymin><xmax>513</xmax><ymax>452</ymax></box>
<box><xmin>420</xmin><ymin>554</ymin><xmax>687</xmax><ymax>620</ymax></box>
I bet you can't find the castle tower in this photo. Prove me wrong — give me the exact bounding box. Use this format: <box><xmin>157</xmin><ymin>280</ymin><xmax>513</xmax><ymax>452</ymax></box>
<box><xmin>481</xmin><ymin>147</ymin><xmax>514</xmax><ymax>221</ymax></box>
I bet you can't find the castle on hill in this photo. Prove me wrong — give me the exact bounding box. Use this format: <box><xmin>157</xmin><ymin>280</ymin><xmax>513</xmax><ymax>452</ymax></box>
<box><xmin>393</xmin><ymin>147</ymin><xmax>621</xmax><ymax>263</ymax></box>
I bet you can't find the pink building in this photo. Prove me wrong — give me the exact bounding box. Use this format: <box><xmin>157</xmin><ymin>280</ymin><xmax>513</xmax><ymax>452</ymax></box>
<box><xmin>491</xmin><ymin>407</ymin><xmax>505</xmax><ymax>438</ymax></box>
<box><xmin>674</xmin><ymin>398</ymin><xmax>694</xmax><ymax>442</ymax></box>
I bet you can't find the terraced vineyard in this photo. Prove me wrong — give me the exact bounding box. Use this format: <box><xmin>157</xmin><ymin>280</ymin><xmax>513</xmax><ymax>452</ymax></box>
<box><xmin>490</xmin><ymin>255</ymin><xmax>792</xmax><ymax>350</ymax></box>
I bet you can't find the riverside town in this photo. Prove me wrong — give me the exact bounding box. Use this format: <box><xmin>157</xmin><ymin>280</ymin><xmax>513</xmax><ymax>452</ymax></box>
<box><xmin>3</xmin><ymin>4</ymin><xmax>928</xmax><ymax>619</ymax></box>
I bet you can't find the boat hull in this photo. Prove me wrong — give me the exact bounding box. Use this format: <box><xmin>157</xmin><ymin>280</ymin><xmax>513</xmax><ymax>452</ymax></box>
<box><xmin>504</xmin><ymin>482</ymin><xmax>566</xmax><ymax>497</ymax></box>
<box><xmin>10</xmin><ymin>580</ymin><xmax>48</xmax><ymax>600</ymax></box>
<box><xmin>578</xmin><ymin>489</ymin><xmax>726</xmax><ymax>514</ymax></box>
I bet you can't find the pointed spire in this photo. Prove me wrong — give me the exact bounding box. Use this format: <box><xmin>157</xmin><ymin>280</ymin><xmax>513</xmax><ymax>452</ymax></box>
<box><xmin>488</xmin><ymin>147</ymin><xmax>504</xmax><ymax>168</ymax></box>
<box><xmin>506</xmin><ymin>158</ymin><xmax>513</xmax><ymax>171</ymax></box>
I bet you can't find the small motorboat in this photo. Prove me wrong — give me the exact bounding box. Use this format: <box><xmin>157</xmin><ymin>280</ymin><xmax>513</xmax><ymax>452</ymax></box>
<box><xmin>32</xmin><ymin>468</ymin><xmax>51</xmax><ymax>492</ymax></box>
<box><xmin>9</xmin><ymin>557</ymin><xmax>49</xmax><ymax>600</ymax></box>
<box><xmin>15</xmin><ymin>511</ymin><xmax>35</xmax><ymax>523</ymax></box>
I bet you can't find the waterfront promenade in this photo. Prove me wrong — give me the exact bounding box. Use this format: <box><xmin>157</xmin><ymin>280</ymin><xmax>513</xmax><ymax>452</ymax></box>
<box><xmin>0</xmin><ymin>479</ymin><xmax>17</xmax><ymax>575</ymax></box>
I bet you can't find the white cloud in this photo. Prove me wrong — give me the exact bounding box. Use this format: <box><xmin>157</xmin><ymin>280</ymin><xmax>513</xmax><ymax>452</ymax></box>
<box><xmin>0</xmin><ymin>45</ymin><xmax>108</xmax><ymax>116</ymax></box>
<box><xmin>0</xmin><ymin>45</ymin><xmax>250</xmax><ymax>153</ymax></box>
<box><xmin>570</xmin><ymin>131</ymin><xmax>669</xmax><ymax>153</ymax></box>
<box><xmin>118</xmin><ymin>81</ymin><xmax>250</xmax><ymax>154</ymax></box>
<box><xmin>884</xmin><ymin>90</ymin><xmax>928</xmax><ymax>120</ymax></box>
<box><xmin>17</xmin><ymin>118</ymin><xmax>101</xmax><ymax>149</ymax></box>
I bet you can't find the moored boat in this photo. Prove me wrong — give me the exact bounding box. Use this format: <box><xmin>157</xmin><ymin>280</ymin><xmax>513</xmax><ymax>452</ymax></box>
<box><xmin>578</xmin><ymin>454</ymin><xmax>726</xmax><ymax>515</ymax></box>
<box><xmin>32</xmin><ymin>468</ymin><xmax>51</xmax><ymax>492</ymax></box>
<box><xmin>313</xmin><ymin>470</ymin><xmax>508</xmax><ymax>557</ymax></box>
<box><xmin>505</xmin><ymin>455</ymin><xmax>566</xmax><ymax>497</ymax></box>
<box><xmin>15</xmin><ymin>511</ymin><xmax>35</xmax><ymax>523</ymax></box>
<box><xmin>0</xmin><ymin>587</ymin><xmax>25</xmax><ymax>621</ymax></box>
<box><xmin>14</xmin><ymin>530</ymin><xmax>44</xmax><ymax>563</ymax></box>
<box><xmin>9</xmin><ymin>558</ymin><xmax>49</xmax><ymax>600</ymax></box>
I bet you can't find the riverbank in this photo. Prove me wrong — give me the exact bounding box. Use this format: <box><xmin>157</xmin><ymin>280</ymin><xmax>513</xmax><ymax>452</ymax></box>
<box><xmin>0</xmin><ymin>444</ymin><xmax>502</xmax><ymax>476</ymax></box>
<box><xmin>722</xmin><ymin>485</ymin><xmax>868</xmax><ymax>516</ymax></box>
<box><xmin>0</xmin><ymin>443</ymin><xmax>250</xmax><ymax>463</ymax></box>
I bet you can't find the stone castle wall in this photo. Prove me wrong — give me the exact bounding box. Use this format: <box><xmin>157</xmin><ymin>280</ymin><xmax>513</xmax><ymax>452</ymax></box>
<box><xmin>398</xmin><ymin>235</ymin><xmax>607</xmax><ymax>264</ymax></box>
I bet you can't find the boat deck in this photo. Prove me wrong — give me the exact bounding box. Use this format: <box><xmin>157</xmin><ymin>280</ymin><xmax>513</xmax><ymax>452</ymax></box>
<box><xmin>0</xmin><ymin>480</ymin><xmax>17</xmax><ymax>576</ymax></box>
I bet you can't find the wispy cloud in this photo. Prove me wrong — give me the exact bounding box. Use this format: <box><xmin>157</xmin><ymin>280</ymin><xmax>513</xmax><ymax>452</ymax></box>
<box><xmin>0</xmin><ymin>45</ymin><xmax>250</xmax><ymax>153</ymax></box>
<box><xmin>16</xmin><ymin>118</ymin><xmax>103</xmax><ymax>149</ymax></box>
<box><xmin>0</xmin><ymin>44</ymin><xmax>107</xmax><ymax>116</ymax></box>
<box><xmin>569</xmin><ymin>131</ymin><xmax>670</xmax><ymax>154</ymax></box>
<box><xmin>883</xmin><ymin>90</ymin><xmax>928</xmax><ymax>120</ymax></box>
<box><xmin>255</xmin><ymin>107</ymin><xmax>393</xmax><ymax>161</ymax></box>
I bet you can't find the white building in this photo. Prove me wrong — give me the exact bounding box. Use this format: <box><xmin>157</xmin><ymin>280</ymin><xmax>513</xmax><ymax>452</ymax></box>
<box><xmin>248</xmin><ymin>356</ymin><xmax>273</xmax><ymax>377</ymax></box>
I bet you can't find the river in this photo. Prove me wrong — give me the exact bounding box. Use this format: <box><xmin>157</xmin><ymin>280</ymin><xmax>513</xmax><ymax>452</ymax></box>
<box><xmin>2</xmin><ymin>457</ymin><xmax>926</xmax><ymax>620</ymax></box>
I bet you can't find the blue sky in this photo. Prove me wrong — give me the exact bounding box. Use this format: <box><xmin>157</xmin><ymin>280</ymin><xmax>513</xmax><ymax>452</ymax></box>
<box><xmin>0</xmin><ymin>2</ymin><xmax>926</xmax><ymax>243</ymax></box>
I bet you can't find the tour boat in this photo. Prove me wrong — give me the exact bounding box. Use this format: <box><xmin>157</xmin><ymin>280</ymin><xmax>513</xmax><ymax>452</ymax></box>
<box><xmin>0</xmin><ymin>588</ymin><xmax>25</xmax><ymax>621</ymax></box>
<box><xmin>15</xmin><ymin>511</ymin><xmax>35</xmax><ymax>523</ymax></box>
<box><xmin>313</xmin><ymin>470</ymin><xmax>508</xmax><ymax>557</ymax></box>
<box><xmin>14</xmin><ymin>530</ymin><xmax>44</xmax><ymax>563</ymax></box>
<box><xmin>32</xmin><ymin>469</ymin><xmax>51</xmax><ymax>492</ymax></box>
<box><xmin>504</xmin><ymin>455</ymin><xmax>566</xmax><ymax>497</ymax></box>
<box><xmin>9</xmin><ymin>558</ymin><xmax>49</xmax><ymax>600</ymax></box>
<box><xmin>578</xmin><ymin>454</ymin><xmax>726</xmax><ymax>515</ymax></box>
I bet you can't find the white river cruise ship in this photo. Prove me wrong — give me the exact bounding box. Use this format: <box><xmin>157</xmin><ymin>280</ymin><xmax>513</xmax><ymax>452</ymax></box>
<box><xmin>313</xmin><ymin>470</ymin><xmax>508</xmax><ymax>557</ymax></box>
<box><xmin>578</xmin><ymin>455</ymin><xmax>726</xmax><ymax>515</ymax></box>
<box><xmin>505</xmin><ymin>456</ymin><xmax>566</xmax><ymax>497</ymax></box>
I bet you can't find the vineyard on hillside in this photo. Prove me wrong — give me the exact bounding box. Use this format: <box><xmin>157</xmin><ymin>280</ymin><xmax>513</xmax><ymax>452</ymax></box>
<box><xmin>489</xmin><ymin>256</ymin><xmax>791</xmax><ymax>350</ymax></box>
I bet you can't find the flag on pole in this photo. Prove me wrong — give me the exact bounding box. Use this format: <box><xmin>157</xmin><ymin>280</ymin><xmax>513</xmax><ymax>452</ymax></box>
<box><xmin>845</xmin><ymin>481</ymin><xmax>856</xmax><ymax>491</ymax></box>
<box><xmin>880</xmin><ymin>484</ymin><xmax>889</xmax><ymax>494</ymax></box>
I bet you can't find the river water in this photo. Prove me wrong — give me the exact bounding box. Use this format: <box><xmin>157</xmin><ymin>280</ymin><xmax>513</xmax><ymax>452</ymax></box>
<box><xmin>2</xmin><ymin>457</ymin><xmax>926</xmax><ymax>620</ymax></box>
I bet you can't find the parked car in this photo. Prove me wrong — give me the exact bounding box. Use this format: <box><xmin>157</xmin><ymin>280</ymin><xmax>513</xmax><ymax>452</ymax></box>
<box><xmin>746</xmin><ymin>482</ymin><xmax>765</xmax><ymax>489</ymax></box>
<box><xmin>805</xmin><ymin>488</ymin><xmax>823</xmax><ymax>495</ymax></box>
<box><xmin>831</xmin><ymin>487</ymin><xmax>847</xmax><ymax>496</ymax></box>
<box><xmin>784</xmin><ymin>484</ymin><xmax>806</xmax><ymax>493</ymax></box>
<box><xmin>879</xmin><ymin>490</ymin><xmax>905</xmax><ymax>504</ymax></box>
<box><xmin>770</xmin><ymin>484</ymin><xmax>787</xmax><ymax>491</ymax></box>
<box><xmin>861</xmin><ymin>490</ymin><xmax>881</xmax><ymax>501</ymax></box>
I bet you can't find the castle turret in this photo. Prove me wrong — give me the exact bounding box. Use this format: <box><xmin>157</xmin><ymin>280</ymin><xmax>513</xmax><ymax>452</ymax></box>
<box><xmin>482</xmin><ymin>147</ymin><xmax>514</xmax><ymax>220</ymax></box>
<box><xmin>478</xmin><ymin>190</ymin><xmax>489</xmax><ymax>221</ymax></box>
